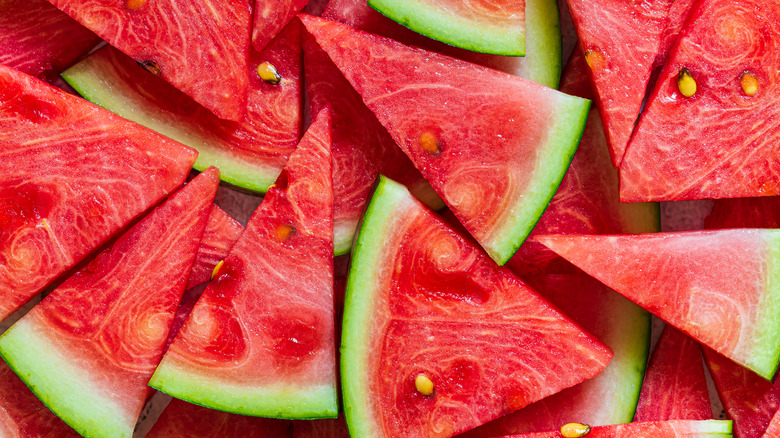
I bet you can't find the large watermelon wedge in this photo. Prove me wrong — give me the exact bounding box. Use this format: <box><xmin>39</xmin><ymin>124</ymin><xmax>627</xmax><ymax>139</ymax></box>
<box><xmin>495</xmin><ymin>419</ymin><xmax>732</xmax><ymax>438</ymax></box>
<box><xmin>0</xmin><ymin>65</ymin><xmax>197</xmax><ymax>322</ymax></box>
<box><xmin>252</xmin><ymin>0</ymin><xmax>308</xmax><ymax>52</ymax></box>
<box><xmin>0</xmin><ymin>168</ymin><xmax>219</xmax><ymax>438</ymax></box>
<box><xmin>536</xmin><ymin>230</ymin><xmax>780</xmax><ymax>380</ymax></box>
<box><xmin>62</xmin><ymin>20</ymin><xmax>302</xmax><ymax>193</ymax></box>
<box><xmin>151</xmin><ymin>109</ymin><xmax>337</xmax><ymax>419</ymax></box>
<box><xmin>620</xmin><ymin>0</ymin><xmax>780</xmax><ymax>202</ymax></box>
<box><xmin>342</xmin><ymin>175</ymin><xmax>613</xmax><ymax>438</ymax></box>
<box><xmin>301</xmin><ymin>14</ymin><xmax>590</xmax><ymax>265</ymax></box>
<box><xmin>46</xmin><ymin>0</ymin><xmax>252</xmax><ymax>121</ymax></box>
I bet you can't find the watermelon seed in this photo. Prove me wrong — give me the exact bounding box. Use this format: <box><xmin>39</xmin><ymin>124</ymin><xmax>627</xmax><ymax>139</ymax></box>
<box><xmin>677</xmin><ymin>68</ymin><xmax>697</xmax><ymax>97</ymax></box>
<box><xmin>560</xmin><ymin>422</ymin><xmax>591</xmax><ymax>437</ymax></box>
<box><xmin>211</xmin><ymin>260</ymin><xmax>225</xmax><ymax>280</ymax></box>
<box><xmin>257</xmin><ymin>62</ymin><xmax>282</xmax><ymax>85</ymax></box>
<box><xmin>414</xmin><ymin>374</ymin><xmax>435</xmax><ymax>396</ymax></box>
<box><xmin>741</xmin><ymin>72</ymin><xmax>758</xmax><ymax>96</ymax></box>
<box><xmin>584</xmin><ymin>50</ymin><xmax>605</xmax><ymax>70</ymax></box>
<box><xmin>275</xmin><ymin>224</ymin><xmax>296</xmax><ymax>241</ymax></box>
<box><xmin>138</xmin><ymin>60</ymin><xmax>161</xmax><ymax>76</ymax></box>
<box><xmin>419</xmin><ymin>132</ymin><xmax>441</xmax><ymax>155</ymax></box>
<box><xmin>125</xmin><ymin>0</ymin><xmax>146</xmax><ymax>10</ymax></box>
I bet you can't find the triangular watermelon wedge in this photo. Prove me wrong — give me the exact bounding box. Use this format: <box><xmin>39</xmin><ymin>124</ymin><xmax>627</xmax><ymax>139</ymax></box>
<box><xmin>252</xmin><ymin>0</ymin><xmax>308</xmax><ymax>52</ymax></box>
<box><xmin>342</xmin><ymin>176</ymin><xmax>612</xmax><ymax>437</ymax></box>
<box><xmin>46</xmin><ymin>0</ymin><xmax>252</xmax><ymax>121</ymax></box>
<box><xmin>494</xmin><ymin>419</ymin><xmax>732</xmax><ymax>438</ymax></box>
<box><xmin>300</xmin><ymin>14</ymin><xmax>590</xmax><ymax>265</ymax></box>
<box><xmin>536</xmin><ymin>230</ymin><xmax>780</xmax><ymax>380</ymax></box>
<box><xmin>150</xmin><ymin>109</ymin><xmax>337</xmax><ymax>419</ymax></box>
<box><xmin>0</xmin><ymin>65</ymin><xmax>197</xmax><ymax>322</ymax></box>
<box><xmin>0</xmin><ymin>168</ymin><xmax>219</xmax><ymax>438</ymax></box>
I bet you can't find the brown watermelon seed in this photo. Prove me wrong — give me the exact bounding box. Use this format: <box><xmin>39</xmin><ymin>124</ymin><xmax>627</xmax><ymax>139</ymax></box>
<box><xmin>211</xmin><ymin>260</ymin><xmax>225</xmax><ymax>280</ymax></box>
<box><xmin>419</xmin><ymin>132</ymin><xmax>441</xmax><ymax>155</ymax></box>
<box><xmin>584</xmin><ymin>50</ymin><xmax>605</xmax><ymax>70</ymax></box>
<box><xmin>125</xmin><ymin>0</ymin><xmax>146</xmax><ymax>10</ymax></box>
<box><xmin>138</xmin><ymin>60</ymin><xmax>161</xmax><ymax>76</ymax></box>
<box><xmin>561</xmin><ymin>423</ymin><xmax>591</xmax><ymax>437</ymax></box>
<box><xmin>257</xmin><ymin>62</ymin><xmax>282</xmax><ymax>85</ymax></box>
<box><xmin>414</xmin><ymin>374</ymin><xmax>435</xmax><ymax>396</ymax></box>
<box><xmin>677</xmin><ymin>68</ymin><xmax>697</xmax><ymax>97</ymax></box>
<box><xmin>275</xmin><ymin>224</ymin><xmax>295</xmax><ymax>242</ymax></box>
<box><xmin>741</xmin><ymin>72</ymin><xmax>758</xmax><ymax>96</ymax></box>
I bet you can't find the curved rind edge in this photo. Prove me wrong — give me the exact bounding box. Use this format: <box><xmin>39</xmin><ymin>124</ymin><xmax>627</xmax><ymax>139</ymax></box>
<box><xmin>523</xmin><ymin>0</ymin><xmax>562</xmax><ymax>88</ymax></box>
<box><xmin>746</xmin><ymin>231</ymin><xmax>780</xmax><ymax>380</ymax></box>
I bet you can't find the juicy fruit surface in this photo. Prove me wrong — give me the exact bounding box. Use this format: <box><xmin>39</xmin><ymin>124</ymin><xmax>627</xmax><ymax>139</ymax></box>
<box><xmin>252</xmin><ymin>0</ymin><xmax>308</xmax><ymax>51</ymax></box>
<box><xmin>186</xmin><ymin>205</ymin><xmax>244</xmax><ymax>289</ymax></box>
<box><xmin>0</xmin><ymin>64</ymin><xmax>197</xmax><ymax>322</ymax></box>
<box><xmin>47</xmin><ymin>0</ymin><xmax>251</xmax><ymax>120</ymax></box>
<box><xmin>343</xmin><ymin>176</ymin><xmax>612</xmax><ymax>438</ymax></box>
<box><xmin>506</xmin><ymin>419</ymin><xmax>733</xmax><ymax>437</ymax></box>
<box><xmin>655</xmin><ymin>0</ymin><xmax>697</xmax><ymax>68</ymax></box>
<box><xmin>705</xmin><ymin>197</ymin><xmax>780</xmax><ymax>230</ymax></box>
<box><xmin>620</xmin><ymin>0</ymin><xmax>780</xmax><ymax>202</ymax></box>
<box><xmin>302</xmin><ymin>14</ymin><xmax>589</xmax><ymax>264</ymax></box>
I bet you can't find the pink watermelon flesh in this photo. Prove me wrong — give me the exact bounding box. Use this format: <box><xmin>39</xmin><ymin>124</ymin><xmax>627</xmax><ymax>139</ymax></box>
<box><xmin>566</xmin><ymin>0</ymin><xmax>672</xmax><ymax>167</ymax></box>
<box><xmin>252</xmin><ymin>0</ymin><xmax>308</xmax><ymax>52</ymax></box>
<box><xmin>654</xmin><ymin>0</ymin><xmax>697</xmax><ymax>68</ymax></box>
<box><xmin>147</xmin><ymin>397</ymin><xmax>292</xmax><ymax>438</ymax></box>
<box><xmin>0</xmin><ymin>168</ymin><xmax>219</xmax><ymax>438</ymax></box>
<box><xmin>151</xmin><ymin>110</ymin><xmax>337</xmax><ymax>418</ymax></box>
<box><xmin>705</xmin><ymin>197</ymin><xmax>780</xmax><ymax>230</ymax></box>
<box><xmin>536</xmin><ymin>230</ymin><xmax>780</xmax><ymax>380</ymax></box>
<box><xmin>0</xmin><ymin>64</ymin><xmax>197</xmax><ymax>323</ymax></box>
<box><xmin>47</xmin><ymin>0</ymin><xmax>251</xmax><ymax>121</ymax></box>
<box><xmin>633</xmin><ymin>326</ymin><xmax>712</xmax><ymax>422</ymax></box>
<box><xmin>620</xmin><ymin>0</ymin><xmax>780</xmax><ymax>202</ymax></box>
<box><xmin>186</xmin><ymin>205</ymin><xmax>243</xmax><ymax>289</ymax></box>
<box><xmin>292</xmin><ymin>416</ymin><xmax>350</xmax><ymax>438</ymax></box>
<box><xmin>300</xmin><ymin>14</ymin><xmax>590</xmax><ymax>265</ymax></box>
<box><xmin>496</xmin><ymin>419</ymin><xmax>732</xmax><ymax>438</ymax></box>
<box><xmin>0</xmin><ymin>0</ymin><xmax>99</xmax><ymax>77</ymax></box>
<box><xmin>764</xmin><ymin>410</ymin><xmax>780</xmax><ymax>438</ymax></box>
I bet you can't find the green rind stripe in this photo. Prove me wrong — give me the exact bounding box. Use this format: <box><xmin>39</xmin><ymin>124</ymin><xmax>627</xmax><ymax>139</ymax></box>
<box><xmin>0</xmin><ymin>318</ymin><xmax>133</xmax><ymax>438</ymax></box>
<box><xmin>521</xmin><ymin>0</ymin><xmax>562</xmax><ymax>88</ymax></box>
<box><xmin>746</xmin><ymin>231</ymin><xmax>780</xmax><ymax>379</ymax></box>
<box><xmin>368</xmin><ymin>0</ymin><xmax>525</xmax><ymax>56</ymax></box>
<box><xmin>690</xmin><ymin>419</ymin><xmax>732</xmax><ymax>434</ymax></box>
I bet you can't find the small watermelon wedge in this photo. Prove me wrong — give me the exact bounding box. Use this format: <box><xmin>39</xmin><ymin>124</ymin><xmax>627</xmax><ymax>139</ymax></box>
<box><xmin>494</xmin><ymin>420</ymin><xmax>732</xmax><ymax>438</ymax></box>
<box><xmin>301</xmin><ymin>14</ymin><xmax>590</xmax><ymax>265</ymax></box>
<box><xmin>342</xmin><ymin>176</ymin><xmax>612</xmax><ymax>438</ymax></box>
<box><xmin>0</xmin><ymin>168</ymin><xmax>219</xmax><ymax>438</ymax></box>
<box><xmin>253</xmin><ymin>0</ymin><xmax>308</xmax><ymax>52</ymax></box>
<box><xmin>620</xmin><ymin>0</ymin><xmax>780</xmax><ymax>202</ymax></box>
<box><xmin>633</xmin><ymin>326</ymin><xmax>712</xmax><ymax>422</ymax></box>
<box><xmin>46</xmin><ymin>0</ymin><xmax>252</xmax><ymax>121</ymax></box>
<box><xmin>0</xmin><ymin>64</ymin><xmax>197</xmax><ymax>322</ymax></box>
<box><xmin>186</xmin><ymin>205</ymin><xmax>244</xmax><ymax>289</ymax></box>
<box><xmin>536</xmin><ymin>230</ymin><xmax>780</xmax><ymax>380</ymax></box>
<box><xmin>151</xmin><ymin>109</ymin><xmax>337</xmax><ymax>419</ymax></box>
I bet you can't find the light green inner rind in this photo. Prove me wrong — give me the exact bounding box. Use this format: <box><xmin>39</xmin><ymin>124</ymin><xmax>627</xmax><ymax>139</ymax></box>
<box><xmin>0</xmin><ymin>318</ymin><xmax>133</xmax><ymax>438</ymax></box>
<box><xmin>368</xmin><ymin>0</ymin><xmax>525</xmax><ymax>56</ymax></box>
<box><xmin>149</xmin><ymin>362</ymin><xmax>338</xmax><ymax>419</ymax></box>
<box><xmin>62</xmin><ymin>52</ymin><xmax>279</xmax><ymax>194</ymax></box>
<box><xmin>488</xmin><ymin>95</ymin><xmax>591</xmax><ymax>265</ymax></box>
<box><xmin>745</xmin><ymin>232</ymin><xmax>780</xmax><ymax>380</ymax></box>
<box><xmin>520</xmin><ymin>0</ymin><xmax>562</xmax><ymax>88</ymax></box>
<box><xmin>691</xmin><ymin>419</ymin><xmax>733</xmax><ymax>434</ymax></box>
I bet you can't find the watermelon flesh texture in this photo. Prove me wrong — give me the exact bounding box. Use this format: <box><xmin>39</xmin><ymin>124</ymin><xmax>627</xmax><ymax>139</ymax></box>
<box><xmin>62</xmin><ymin>20</ymin><xmax>302</xmax><ymax>194</ymax></box>
<box><xmin>0</xmin><ymin>64</ymin><xmax>197</xmax><ymax>323</ymax></box>
<box><xmin>46</xmin><ymin>0</ymin><xmax>251</xmax><ymax>121</ymax></box>
<box><xmin>705</xmin><ymin>197</ymin><xmax>780</xmax><ymax>229</ymax></box>
<box><xmin>293</xmin><ymin>416</ymin><xmax>350</xmax><ymax>438</ymax></box>
<box><xmin>151</xmin><ymin>110</ymin><xmax>338</xmax><ymax>419</ymax></box>
<box><xmin>301</xmin><ymin>14</ymin><xmax>589</xmax><ymax>265</ymax></box>
<box><xmin>252</xmin><ymin>0</ymin><xmax>308</xmax><ymax>52</ymax></box>
<box><xmin>620</xmin><ymin>0</ymin><xmax>780</xmax><ymax>202</ymax></box>
<box><xmin>496</xmin><ymin>419</ymin><xmax>733</xmax><ymax>438</ymax></box>
<box><xmin>0</xmin><ymin>0</ymin><xmax>99</xmax><ymax>77</ymax></box>
<box><xmin>764</xmin><ymin>411</ymin><xmax>780</xmax><ymax>438</ymax></box>
<box><xmin>186</xmin><ymin>205</ymin><xmax>244</xmax><ymax>289</ymax></box>
<box><xmin>342</xmin><ymin>175</ymin><xmax>613</xmax><ymax>438</ymax></box>
<box><xmin>0</xmin><ymin>168</ymin><xmax>219</xmax><ymax>438</ymax></box>
<box><xmin>654</xmin><ymin>0</ymin><xmax>697</xmax><ymax>68</ymax></box>
<box><xmin>633</xmin><ymin>326</ymin><xmax>712</xmax><ymax>422</ymax></box>
<box><xmin>367</xmin><ymin>0</ymin><xmax>525</xmax><ymax>56</ymax></box>
<box><xmin>536</xmin><ymin>230</ymin><xmax>780</xmax><ymax>380</ymax></box>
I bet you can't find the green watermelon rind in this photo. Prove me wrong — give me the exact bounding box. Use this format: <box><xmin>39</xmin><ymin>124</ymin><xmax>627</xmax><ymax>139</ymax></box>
<box><xmin>745</xmin><ymin>232</ymin><xmax>780</xmax><ymax>380</ymax></box>
<box><xmin>687</xmin><ymin>419</ymin><xmax>733</xmax><ymax>434</ymax></box>
<box><xmin>0</xmin><ymin>318</ymin><xmax>132</xmax><ymax>438</ymax></box>
<box><xmin>367</xmin><ymin>0</ymin><xmax>525</xmax><ymax>56</ymax></box>
<box><xmin>522</xmin><ymin>0</ymin><xmax>562</xmax><ymax>89</ymax></box>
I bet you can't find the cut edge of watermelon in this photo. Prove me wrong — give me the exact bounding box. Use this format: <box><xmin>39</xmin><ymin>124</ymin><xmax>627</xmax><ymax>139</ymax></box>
<box><xmin>748</xmin><ymin>233</ymin><xmax>780</xmax><ymax>379</ymax></box>
<box><xmin>0</xmin><ymin>317</ymin><xmax>132</xmax><ymax>438</ymax></box>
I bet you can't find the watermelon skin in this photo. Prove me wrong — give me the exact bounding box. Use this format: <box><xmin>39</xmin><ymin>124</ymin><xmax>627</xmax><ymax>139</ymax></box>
<box><xmin>0</xmin><ymin>0</ymin><xmax>99</xmax><ymax>77</ymax></box>
<box><xmin>633</xmin><ymin>326</ymin><xmax>712</xmax><ymax>422</ymax></box>
<box><xmin>536</xmin><ymin>230</ymin><xmax>780</xmax><ymax>380</ymax></box>
<box><xmin>0</xmin><ymin>65</ymin><xmax>197</xmax><ymax>322</ymax></box>
<box><xmin>186</xmin><ymin>205</ymin><xmax>243</xmax><ymax>289</ymax></box>
<box><xmin>497</xmin><ymin>420</ymin><xmax>733</xmax><ymax>438</ymax></box>
<box><xmin>46</xmin><ymin>0</ymin><xmax>251</xmax><ymax>121</ymax></box>
<box><xmin>343</xmin><ymin>176</ymin><xmax>612</xmax><ymax>438</ymax></box>
<box><xmin>0</xmin><ymin>168</ymin><xmax>219</xmax><ymax>438</ymax></box>
<box><xmin>301</xmin><ymin>14</ymin><xmax>590</xmax><ymax>265</ymax></box>
<box><xmin>62</xmin><ymin>20</ymin><xmax>302</xmax><ymax>193</ymax></box>
<box><xmin>620</xmin><ymin>0</ymin><xmax>780</xmax><ymax>202</ymax></box>
<box><xmin>151</xmin><ymin>110</ymin><xmax>337</xmax><ymax>419</ymax></box>
<box><xmin>252</xmin><ymin>0</ymin><xmax>308</xmax><ymax>52</ymax></box>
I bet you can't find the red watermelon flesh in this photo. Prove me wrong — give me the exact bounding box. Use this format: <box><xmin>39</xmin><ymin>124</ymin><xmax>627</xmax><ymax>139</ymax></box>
<box><xmin>150</xmin><ymin>109</ymin><xmax>337</xmax><ymax>418</ymax></box>
<box><xmin>46</xmin><ymin>0</ymin><xmax>251</xmax><ymax>121</ymax></box>
<box><xmin>0</xmin><ymin>168</ymin><xmax>219</xmax><ymax>438</ymax></box>
<box><xmin>566</xmin><ymin>0</ymin><xmax>673</xmax><ymax>167</ymax></box>
<box><xmin>633</xmin><ymin>326</ymin><xmax>712</xmax><ymax>422</ymax></box>
<box><xmin>186</xmin><ymin>205</ymin><xmax>243</xmax><ymax>289</ymax></box>
<box><xmin>293</xmin><ymin>416</ymin><xmax>350</xmax><ymax>438</ymax></box>
<box><xmin>495</xmin><ymin>419</ymin><xmax>732</xmax><ymax>438</ymax></box>
<box><xmin>705</xmin><ymin>197</ymin><xmax>780</xmax><ymax>230</ymax></box>
<box><xmin>654</xmin><ymin>0</ymin><xmax>697</xmax><ymax>68</ymax></box>
<box><xmin>620</xmin><ymin>0</ymin><xmax>780</xmax><ymax>202</ymax></box>
<box><xmin>0</xmin><ymin>64</ymin><xmax>197</xmax><ymax>323</ymax></box>
<box><xmin>0</xmin><ymin>0</ymin><xmax>99</xmax><ymax>77</ymax></box>
<box><xmin>764</xmin><ymin>410</ymin><xmax>780</xmax><ymax>438</ymax></box>
<box><xmin>536</xmin><ymin>230</ymin><xmax>780</xmax><ymax>380</ymax></box>
<box><xmin>146</xmin><ymin>397</ymin><xmax>292</xmax><ymax>438</ymax></box>
<box><xmin>253</xmin><ymin>0</ymin><xmax>308</xmax><ymax>52</ymax></box>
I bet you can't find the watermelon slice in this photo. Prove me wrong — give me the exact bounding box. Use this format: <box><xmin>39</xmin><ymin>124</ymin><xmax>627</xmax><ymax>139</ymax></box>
<box><xmin>0</xmin><ymin>64</ymin><xmax>197</xmax><ymax>322</ymax></box>
<box><xmin>705</xmin><ymin>198</ymin><xmax>780</xmax><ymax>230</ymax></box>
<box><xmin>536</xmin><ymin>230</ymin><xmax>780</xmax><ymax>380</ymax></box>
<box><xmin>62</xmin><ymin>20</ymin><xmax>302</xmax><ymax>193</ymax></box>
<box><xmin>253</xmin><ymin>0</ymin><xmax>308</xmax><ymax>52</ymax></box>
<box><xmin>633</xmin><ymin>326</ymin><xmax>712</xmax><ymax>422</ymax></box>
<box><xmin>46</xmin><ymin>0</ymin><xmax>252</xmax><ymax>121</ymax></box>
<box><xmin>494</xmin><ymin>420</ymin><xmax>732</xmax><ymax>438</ymax></box>
<box><xmin>654</xmin><ymin>0</ymin><xmax>697</xmax><ymax>68</ymax></box>
<box><xmin>367</xmin><ymin>0</ymin><xmax>526</xmax><ymax>56</ymax></box>
<box><xmin>0</xmin><ymin>0</ymin><xmax>99</xmax><ymax>77</ymax></box>
<box><xmin>0</xmin><ymin>168</ymin><xmax>219</xmax><ymax>438</ymax></box>
<box><xmin>151</xmin><ymin>109</ymin><xmax>337</xmax><ymax>419</ymax></box>
<box><xmin>146</xmin><ymin>397</ymin><xmax>291</xmax><ymax>437</ymax></box>
<box><xmin>293</xmin><ymin>416</ymin><xmax>350</xmax><ymax>438</ymax></box>
<box><xmin>764</xmin><ymin>410</ymin><xmax>780</xmax><ymax>438</ymax></box>
<box><xmin>342</xmin><ymin>175</ymin><xmax>613</xmax><ymax>437</ymax></box>
<box><xmin>301</xmin><ymin>14</ymin><xmax>590</xmax><ymax>265</ymax></box>
<box><xmin>186</xmin><ymin>205</ymin><xmax>243</xmax><ymax>289</ymax></box>
<box><xmin>620</xmin><ymin>0</ymin><xmax>780</xmax><ymax>202</ymax></box>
